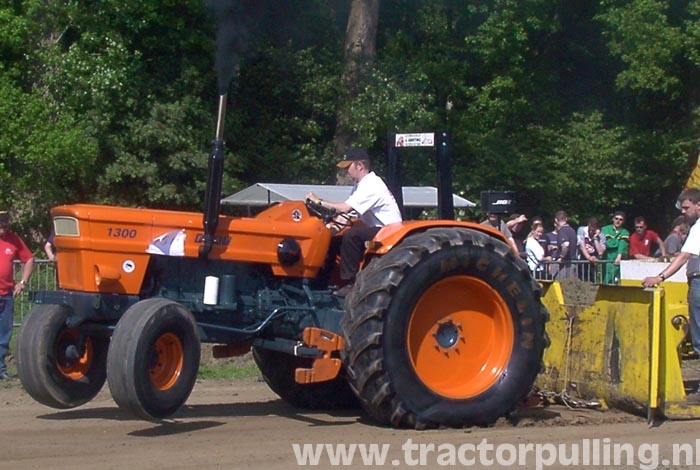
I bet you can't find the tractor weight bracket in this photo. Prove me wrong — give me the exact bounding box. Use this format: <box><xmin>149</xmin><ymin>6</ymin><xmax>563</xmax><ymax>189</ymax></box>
<box><xmin>295</xmin><ymin>327</ymin><xmax>345</xmax><ymax>384</ymax></box>
<box><xmin>251</xmin><ymin>327</ymin><xmax>345</xmax><ymax>383</ymax></box>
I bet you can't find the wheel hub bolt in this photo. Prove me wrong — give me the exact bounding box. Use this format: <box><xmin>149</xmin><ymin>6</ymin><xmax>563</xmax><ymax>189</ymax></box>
<box><xmin>433</xmin><ymin>319</ymin><xmax>463</xmax><ymax>351</ymax></box>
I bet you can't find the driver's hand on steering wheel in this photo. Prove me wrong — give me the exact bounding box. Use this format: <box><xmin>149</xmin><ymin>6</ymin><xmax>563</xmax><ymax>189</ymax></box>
<box><xmin>305</xmin><ymin>192</ymin><xmax>320</xmax><ymax>204</ymax></box>
<box><xmin>326</xmin><ymin>221</ymin><xmax>341</xmax><ymax>234</ymax></box>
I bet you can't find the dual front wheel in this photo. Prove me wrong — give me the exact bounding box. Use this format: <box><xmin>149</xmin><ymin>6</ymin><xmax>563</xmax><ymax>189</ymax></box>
<box><xmin>16</xmin><ymin>304</ymin><xmax>108</xmax><ymax>409</ymax></box>
<box><xmin>106</xmin><ymin>298</ymin><xmax>200</xmax><ymax>420</ymax></box>
<box><xmin>17</xmin><ymin>298</ymin><xmax>200</xmax><ymax>420</ymax></box>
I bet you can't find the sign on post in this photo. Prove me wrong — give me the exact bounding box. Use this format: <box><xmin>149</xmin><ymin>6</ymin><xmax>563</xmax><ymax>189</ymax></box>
<box><xmin>394</xmin><ymin>133</ymin><xmax>435</xmax><ymax>147</ymax></box>
<box><xmin>387</xmin><ymin>131</ymin><xmax>453</xmax><ymax>220</ymax></box>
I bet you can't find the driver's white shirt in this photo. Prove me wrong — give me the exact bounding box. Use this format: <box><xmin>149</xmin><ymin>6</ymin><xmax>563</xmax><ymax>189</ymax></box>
<box><xmin>345</xmin><ymin>171</ymin><xmax>402</xmax><ymax>227</ymax></box>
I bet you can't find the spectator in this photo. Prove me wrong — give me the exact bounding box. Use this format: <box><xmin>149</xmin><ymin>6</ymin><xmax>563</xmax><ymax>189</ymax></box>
<box><xmin>629</xmin><ymin>216</ymin><xmax>667</xmax><ymax>260</ymax></box>
<box><xmin>530</xmin><ymin>216</ymin><xmax>549</xmax><ymax>254</ymax></box>
<box><xmin>577</xmin><ymin>217</ymin><xmax>606</xmax><ymax>282</ymax></box>
<box><xmin>43</xmin><ymin>230</ymin><xmax>60</xmax><ymax>286</ymax></box>
<box><xmin>507</xmin><ymin>213</ymin><xmax>527</xmax><ymax>256</ymax></box>
<box><xmin>545</xmin><ymin>226</ymin><xmax>559</xmax><ymax>260</ymax></box>
<box><xmin>0</xmin><ymin>208</ymin><xmax>34</xmax><ymax>381</ymax></box>
<box><xmin>643</xmin><ymin>189</ymin><xmax>700</xmax><ymax>394</ymax></box>
<box><xmin>306</xmin><ymin>148</ymin><xmax>402</xmax><ymax>297</ymax></box>
<box><xmin>663</xmin><ymin>216</ymin><xmax>689</xmax><ymax>258</ymax></box>
<box><xmin>525</xmin><ymin>221</ymin><xmax>551</xmax><ymax>276</ymax></box>
<box><xmin>481</xmin><ymin>212</ymin><xmax>519</xmax><ymax>254</ymax></box>
<box><xmin>601</xmin><ymin>211</ymin><xmax>630</xmax><ymax>284</ymax></box>
<box><xmin>507</xmin><ymin>213</ymin><xmax>527</xmax><ymax>230</ymax></box>
<box><xmin>554</xmin><ymin>210</ymin><xmax>577</xmax><ymax>279</ymax></box>
<box><xmin>44</xmin><ymin>231</ymin><xmax>56</xmax><ymax>261</ymax></box>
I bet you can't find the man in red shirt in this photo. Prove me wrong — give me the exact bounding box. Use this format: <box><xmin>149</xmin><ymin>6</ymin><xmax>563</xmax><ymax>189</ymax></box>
<box><xmin>0</xmin><ymin>209</ymin><xmax>34</xmax><ymax>380</ymax></box>
<box><xmin>629</xmin><ymin>216</ymin><xmax>667</xmax><ymax>260</ymax></box>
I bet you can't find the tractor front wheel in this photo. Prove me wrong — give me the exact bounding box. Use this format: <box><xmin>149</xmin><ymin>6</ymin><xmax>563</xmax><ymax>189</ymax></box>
<box><xmin>341</xmin><ymin>227</ymin><xmax>548</xmax><ymax>429</ymax></box>
<box><xmin>106</xmin><ymin>298</ymin><xmax>200</xmax><ymax>420</ymax></box>
<box><xmin>16</xmin><ymin>304</ymin><xmax>108</xmax><ymax>409</ymax></box>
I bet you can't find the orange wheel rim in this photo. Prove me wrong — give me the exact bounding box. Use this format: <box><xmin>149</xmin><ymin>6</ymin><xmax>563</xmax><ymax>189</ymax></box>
<box><xmin>55</xmin><ymin>329</ymin><xmax>94</xmax><ymax>380</ymax></box>
<box><xmin>406</xmin><ymin>276</ymin><xmax>514</xmax><ymax>398</ymax></box>
<box><xmin>149</xmin><ymin>333</ymin><xmax>184</xmax><ymax>391</ymax></box>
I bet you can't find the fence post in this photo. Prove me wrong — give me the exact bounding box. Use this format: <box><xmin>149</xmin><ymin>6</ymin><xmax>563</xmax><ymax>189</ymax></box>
<box><xmin>13</xmin><ymin>259</ymin><xmax>56</xmax><ymax>327</ymax></box>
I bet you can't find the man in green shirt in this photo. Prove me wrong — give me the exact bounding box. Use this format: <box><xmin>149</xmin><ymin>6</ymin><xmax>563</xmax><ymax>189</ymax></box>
<box><xmin>601</xmin><ymin>211</ymin><xmax>630</xmax><ymax>284</ymax></box>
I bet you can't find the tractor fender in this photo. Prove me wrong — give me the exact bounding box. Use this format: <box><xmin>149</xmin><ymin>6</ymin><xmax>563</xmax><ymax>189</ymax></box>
<box><xmin>367</xmin><ymin>220</ymin><xmax>508</xmax><ymax>255</ymax></box>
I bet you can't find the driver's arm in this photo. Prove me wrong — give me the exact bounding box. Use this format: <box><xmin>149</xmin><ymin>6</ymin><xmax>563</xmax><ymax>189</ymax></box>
<box><xmin>306</xmin><ymin>192</ymin><xmax>353</xmax><ymax>214</ymax></box>
<box><xmin>320</xmin><ymin>200</ymin><xmax>353</xmax><ymax>213</ymax></box>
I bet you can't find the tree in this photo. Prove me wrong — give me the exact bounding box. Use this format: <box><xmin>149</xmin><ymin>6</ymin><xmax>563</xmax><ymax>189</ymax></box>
<box><xmin>333</xmin><ymin>0</ymin><xmax>381</xmax><ymax>159</ymax></box>
<box><xmin>3</xmin><ymin>0</ymin><xmax>700</xmax><ymax>240</ymax></box>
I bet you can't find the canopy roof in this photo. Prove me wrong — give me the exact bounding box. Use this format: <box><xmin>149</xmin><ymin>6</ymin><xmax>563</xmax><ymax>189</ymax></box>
<box><xmin>221</xmin><ymin>183</ymin><xmax>476</xmax><ymax>208</ymax></box>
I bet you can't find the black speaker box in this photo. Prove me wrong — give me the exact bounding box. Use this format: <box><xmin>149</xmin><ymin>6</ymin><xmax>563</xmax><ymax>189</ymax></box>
<box><xmin>480</xmin><ymin>191</ymin><xmax>515</xmax><ymax>214</ymax></box>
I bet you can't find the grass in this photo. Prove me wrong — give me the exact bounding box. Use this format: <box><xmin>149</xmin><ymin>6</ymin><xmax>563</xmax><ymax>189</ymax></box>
<box><xmin>198</xmin><ymin>361</ymin><xmax>260</xmax><ymax>380</ymax></box>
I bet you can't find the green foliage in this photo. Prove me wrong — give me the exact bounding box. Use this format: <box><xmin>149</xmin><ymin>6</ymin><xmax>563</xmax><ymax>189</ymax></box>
<box><xmin>230</xmin><ymin>44</ymin><xmax>342</xmax><ymax>185</ymax></box>
<box><xmin>549</xmin><ymin>112</ymin><xmax>633</xmax><ymax>223</ymax></box>
<box><xmin>0</xmin><ymin>73</ymin><xmax>99</xmax><ymax>241</ymax></box>
<box><xmin>37</xmin><ymin>32</ymin><xmax>144</xmax><ymax>128</ymax></box>
<box><xmin>98</xmin><ymin>98</ymin><xmax>217</xmax><ymax>210</ymax></box>
<box><xmin>1</xmin><ymin>0</ymin><xmax>700</xmax><ymax>242</ymax></box>
<box><xmin>344</xmin><ymin>68</ymin><xmax>436</xmax><ymax>149</ymax></box>
<box><xmin>684</xmin><ymin>0</ymin><xmax>700</xmax><ymax>68</ymax></box>
<box><xmin>597</xmin><ymin>0</ymin><xmax>683</xmax><ymax>97</ymax></box>
<box><xmin>0</xmin><ymin>5</ymin><xmax>28</xmax><ymax>70</ymax></box>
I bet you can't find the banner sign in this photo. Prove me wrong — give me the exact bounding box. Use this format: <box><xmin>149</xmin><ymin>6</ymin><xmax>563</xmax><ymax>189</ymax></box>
<box><xmin>394</xmin><ymin>133</ymin><xmax>435</xmax><ymax>147</ymax></box>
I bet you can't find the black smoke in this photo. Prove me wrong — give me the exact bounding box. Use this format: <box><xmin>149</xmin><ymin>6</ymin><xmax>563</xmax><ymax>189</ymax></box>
<box><xmin>206</xmin><ymin>0</ymin><xmax>261</xmax><ymax>94</ymax></box>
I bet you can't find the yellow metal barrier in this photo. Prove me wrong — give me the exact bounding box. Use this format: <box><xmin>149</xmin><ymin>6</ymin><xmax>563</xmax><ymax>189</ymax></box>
<box><xmin>537</xmin><ymin>278</ymin><xmax>700</xmax><ymax>422</ymax></box>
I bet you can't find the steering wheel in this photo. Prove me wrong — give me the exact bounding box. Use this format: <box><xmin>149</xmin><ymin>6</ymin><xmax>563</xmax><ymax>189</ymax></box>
<box><xmin>305</xmin><ymin>199</ymin><xmax>353</xmax><ymax>231</ymax></box>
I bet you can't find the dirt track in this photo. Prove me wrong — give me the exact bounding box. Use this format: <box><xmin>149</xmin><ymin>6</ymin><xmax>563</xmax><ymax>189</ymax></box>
<box><xmin>3</xmin><ymin>377</ymin><xmax>700</xmax><ymax>470</ymax></box>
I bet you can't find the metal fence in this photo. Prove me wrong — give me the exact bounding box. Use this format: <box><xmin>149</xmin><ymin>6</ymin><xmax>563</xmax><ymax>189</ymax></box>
<box><xmin>10</xmin><ymin>258</ymin><xmax>619</xmax><ymax>327</ymax></box>
<box><xmin>13</xmin><ymin>259</ymin><xmax>56</xmax><ymax>326</ymax></box>
<box><xmin>529</xmin><ymin>259</ymin><xmax>618</xmax><ymax>285</ymax></box>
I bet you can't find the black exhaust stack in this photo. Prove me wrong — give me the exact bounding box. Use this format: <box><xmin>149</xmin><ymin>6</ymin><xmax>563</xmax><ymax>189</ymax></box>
<box><xmin>199</xmin><ymin>94</ymin><xmax>227</xmax><ymax>258</ymax></box>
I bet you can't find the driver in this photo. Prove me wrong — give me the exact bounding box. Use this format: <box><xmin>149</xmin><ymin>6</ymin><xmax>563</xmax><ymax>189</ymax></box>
<box><xmin>306</xmin><ymin>148</ymin><xmax>402</xmax><ymax>297</ymax></box>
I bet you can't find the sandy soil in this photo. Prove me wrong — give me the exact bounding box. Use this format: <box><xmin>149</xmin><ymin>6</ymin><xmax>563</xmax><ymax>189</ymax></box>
<box><xmin>2</xmin><ymin>376</ymin><xmax>700</xmax><ymax>470</ymax></box>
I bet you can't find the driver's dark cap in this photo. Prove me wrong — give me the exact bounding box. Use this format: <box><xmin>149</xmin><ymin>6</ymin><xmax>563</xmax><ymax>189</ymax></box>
<box><xmin>337</xmin><ymin>148</ymin><xmax>369</xmax><ymax>168</ymax></box>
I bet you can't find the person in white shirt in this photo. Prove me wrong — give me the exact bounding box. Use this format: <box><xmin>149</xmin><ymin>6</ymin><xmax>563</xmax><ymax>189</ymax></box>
<box><xmin>306</xmin><ymin>148</ymin><xmax>402</xmax><ymax>296</ymax></box>
<box><xmin>643</xmin><ymin>188</ymin><xmax>700</xmax><ymax>402</ymax></box>
<box><xmin>525</xmin><ymin>221</ymin><xmax>551</xmax><ymax>275</ymax></box>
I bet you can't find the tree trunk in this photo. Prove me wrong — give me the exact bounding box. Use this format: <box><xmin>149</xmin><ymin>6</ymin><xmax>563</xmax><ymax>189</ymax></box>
<box><xmin>333</xmin><ymin>0</ymin><xmax>380</xmax><ymax>162</ymax></box>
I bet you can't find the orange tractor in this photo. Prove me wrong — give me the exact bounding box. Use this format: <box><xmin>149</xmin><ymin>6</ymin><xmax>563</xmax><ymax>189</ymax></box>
<box><xmin>16</xmin><ymin>98</ymin><xmax>548</xmax><ymax>429</ymax></box>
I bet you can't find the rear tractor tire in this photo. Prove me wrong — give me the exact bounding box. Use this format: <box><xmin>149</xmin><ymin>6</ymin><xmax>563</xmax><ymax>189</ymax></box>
<box><xmin>106</xmin><ymin>298</ymin><xmax>200</xmax><ymax>421</ymax></box>
<box><xmin>341</xmin><ymin>227</ymin><xmax>548</xmax><ymax>429</ymax></box>
<box><xmin>16</xmin><ymin>304</ymin><xmax>108</xmax><ymax>409</ymax></box>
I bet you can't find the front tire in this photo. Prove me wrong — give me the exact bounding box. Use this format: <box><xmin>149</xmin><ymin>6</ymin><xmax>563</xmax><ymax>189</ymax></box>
<box><xmin>106</xmin><ymin>298</ymin><xmax>200</xmax><ymax>420</ymax></box>
<box><xmin>16</xmin><ymin>304</ymin><xmax>108</xmax><ymax>409</ymax></box>
<box><xmin>341</xmin><ymin>227</ymin><xmax>548</xmax><ymax>428</ymax></box>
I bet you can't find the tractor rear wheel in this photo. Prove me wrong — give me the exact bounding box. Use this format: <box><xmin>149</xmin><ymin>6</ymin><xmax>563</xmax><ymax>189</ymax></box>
<box><xmin>106</xmin><ymin>298</ymin><xmax>200</xmax><ymax>420</ymax></box>
<box><xmin>16</xmin><ymin>304</ymin><xmax>108</xmax><ymax>408</ymax></box>
<box><xmin>252</xmin><ymin>347</ymin><xmax>358</xmax><ymax>409</ymax></box>
<box><xmin>341</xmin><ymin>227</ymin><xmax>548</xmax><ymax>429</ymax></box>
